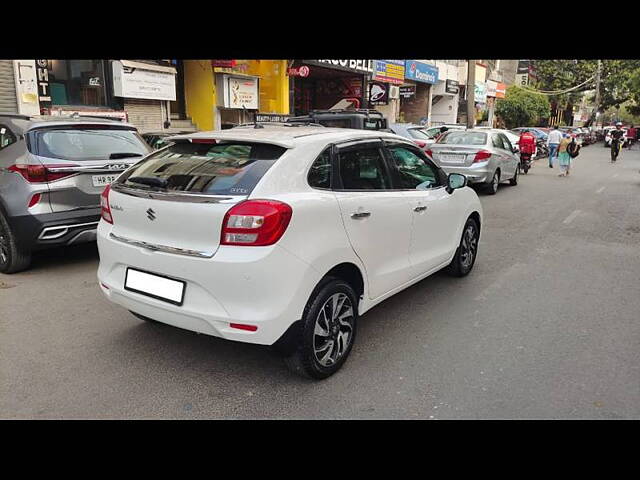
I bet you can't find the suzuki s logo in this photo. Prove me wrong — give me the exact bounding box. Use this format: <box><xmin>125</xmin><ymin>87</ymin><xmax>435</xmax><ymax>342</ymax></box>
<box><xmin>146</xmin><ymin>208</ymin><xmax>156</xmax><ymax>221</ymax></box>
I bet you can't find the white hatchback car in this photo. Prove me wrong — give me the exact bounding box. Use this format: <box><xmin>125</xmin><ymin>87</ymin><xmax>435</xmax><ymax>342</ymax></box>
<box><xmin>97</xmin><ymin>127</ymin><xmax>483</xmax><ymax>379</ymax></box>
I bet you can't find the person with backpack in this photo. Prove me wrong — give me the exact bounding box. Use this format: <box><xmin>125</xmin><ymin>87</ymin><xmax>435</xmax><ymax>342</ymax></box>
<box><xmin>557</xmin><ymin>134</ymin><xmax>574</xmax><ymax>177</ymax></box>
<box><xmin>565</xmin><ymin>135</ymin><xmax>581</xmax><ymax>176</ymax></box>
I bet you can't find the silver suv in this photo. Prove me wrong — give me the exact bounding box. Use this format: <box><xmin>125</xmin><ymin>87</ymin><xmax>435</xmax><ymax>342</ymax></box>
<box><xmin>0</xmin><ymin>114</ymin><xmax>151</xmax><ymax>273</ymax></box>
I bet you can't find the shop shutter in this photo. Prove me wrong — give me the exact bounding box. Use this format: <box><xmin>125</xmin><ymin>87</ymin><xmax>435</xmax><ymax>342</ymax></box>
<box><xmin>0</xmin><ymin>60</ymin><xmax>18</xmax><ymax>114</ymax></box>
<box><xmin>123</xmin><ymin>98</ymin><xmax>164</xmax><ymax>133</ymax></box>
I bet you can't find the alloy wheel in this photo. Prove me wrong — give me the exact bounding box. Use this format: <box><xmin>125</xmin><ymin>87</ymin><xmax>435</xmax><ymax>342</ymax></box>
<box><xmin>0</xmin><ymin>224</ymin><xmax>9</xmax><ymax>265</ymax></box>
<box><xmin>460</xmin><ymin>224</ymin><xmax>478</xmax><ymax>269</ymax></box>
<box><xmin>313</xmin><ymin>293</ymin><xmax>355</xmax><ymax>367</ymax></box>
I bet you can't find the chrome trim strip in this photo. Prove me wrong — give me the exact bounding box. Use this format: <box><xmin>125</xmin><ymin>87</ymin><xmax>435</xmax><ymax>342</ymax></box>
<box><xmin>109</xmin><ymin>232</ymin><xmax>215</xmax><ymax>258</ymax></box>
<box><xmin>38</xmin><ymin>221</ymin><xmax>100</xmax><ymax>240</ymax></box>
<box><xmin>110</xmin><ymin>182</ymin><xmax>241</xmax><ymax>204</ymax></box>
<box><xmin>47</xmin><ymin>165</ymin><xmax>132</xmax><ymax>173</ymax></box>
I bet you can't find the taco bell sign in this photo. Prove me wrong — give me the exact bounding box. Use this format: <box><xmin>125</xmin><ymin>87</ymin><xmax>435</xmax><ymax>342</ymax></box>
<box><xmin>404</xmin><ymin>61</ymin><xmax>439</xmax><ymax>84</ymax></box>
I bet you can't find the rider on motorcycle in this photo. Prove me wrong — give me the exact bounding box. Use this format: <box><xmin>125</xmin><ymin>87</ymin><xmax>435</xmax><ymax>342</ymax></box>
<box><xmin>518</xmin><ymin>129</ymin><xmax>537</xmax><ymax>172</ymax></box>
<box><xmin>610</xmin><ymin>122</ymin><xmax>625</xmax><ymax>162</ymax></box>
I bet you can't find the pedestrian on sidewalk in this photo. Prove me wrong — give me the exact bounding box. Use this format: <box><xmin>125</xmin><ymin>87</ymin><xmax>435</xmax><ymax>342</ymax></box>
<box><xmin>547</xmin><ymin>125</ymin><xmax>563</xmax><ymax>168</ymax></box>
<box><xmin>557</xmin><ymin>134</ymin><xmax>573</xmax><ymax>177</ymax></box>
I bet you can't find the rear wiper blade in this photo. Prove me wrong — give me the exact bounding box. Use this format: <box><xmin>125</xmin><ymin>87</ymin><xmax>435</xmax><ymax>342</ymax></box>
<box><xmin>109</xmin><ymin>152</ymin><xmax>144</xmax><ymax>159</ymax></box>
<box><xmin>127</xmin><ymin>176</ymin><xmax>168</xmax><ymax>188</ymax></box>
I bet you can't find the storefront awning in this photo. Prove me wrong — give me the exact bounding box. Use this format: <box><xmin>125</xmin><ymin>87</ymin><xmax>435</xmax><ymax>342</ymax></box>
<box><xmin>120</xmin><ymin>60</ymin><xmax>176</xmax><ymax>74</ymax></box>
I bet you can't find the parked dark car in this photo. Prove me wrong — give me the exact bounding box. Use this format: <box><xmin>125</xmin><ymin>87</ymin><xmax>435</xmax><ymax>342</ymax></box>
<box><xmin>142</xmin><ymin>131</ymin><xmax>193</xmax><ymax>150</ymax></box>
<box><xmin>287</xmin><ymin>109</ymin><xmax>389</xmax><ymax>130</ymax></box>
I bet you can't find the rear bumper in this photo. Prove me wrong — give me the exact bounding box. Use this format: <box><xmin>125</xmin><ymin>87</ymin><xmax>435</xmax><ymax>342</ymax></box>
<box><xmin>96</xmin><ymin>222</ymin><xmax>322</xmax><ymax>346</ymax></box>
<box><xmin>7</xmin><ymin>208</ymin><xmax>101</xmax><ymax>252</ymax></box>
<box><xmin>439</xmin><ymin>162</ymin><xmax>493</xmax><ymax>184</ymax></box>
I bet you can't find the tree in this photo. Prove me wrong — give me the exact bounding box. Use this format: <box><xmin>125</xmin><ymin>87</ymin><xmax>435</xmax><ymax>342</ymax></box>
<box><xmin>532</xmin><ymin>60</ymin><xmax>640</xmax><ymax>125</ymax></box>
<box><xmin>495</xmin><ymin>86</ymin><xmax>550</xmax><ymax>129</ymax></box>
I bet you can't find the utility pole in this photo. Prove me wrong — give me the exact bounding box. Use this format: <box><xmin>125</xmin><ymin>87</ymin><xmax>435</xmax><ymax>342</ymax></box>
<box><xmin>466</xmin><ymin>59</ymin><xmax>476</xmax><ymax>129</ymax></box>
<box><xmin>594</xmin><ymin>59</ymin><xmax>602</xmax><ymax>127</ymax></box>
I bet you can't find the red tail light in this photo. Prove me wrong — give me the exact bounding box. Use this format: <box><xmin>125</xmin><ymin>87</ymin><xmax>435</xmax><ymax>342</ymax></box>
<box><xmin>425</xmin><ymin>149</ymin><xmax>433</xmax><ymax>158</ymax></box>
<box><xmin>230</xmin><ymin>323</ymin><xmax>258</xmax><ymax>332</ymax></box>
<box><xmin>9</xmin><ymin>164</ymin><xmax>79</xmax><ymax>183</ymax></box>
<box><xmin>473</xmin><ymin>150</ymin><xmax>492</xmax><ymax>163</ymax></box>
<box><xmin>414</xmin><ymin>140</ymin><xmax>427</xmax><ymax>148</ymax></box>
<box><xmin>221</xmin><ymin>200</ymin><xmax>292</xmax><ymax>246</ymax></box>
<box><xmin>191</xmin><ymin>138</ymin><xmax>217</xmax><ymax>144</ymax></box>
<box><xmin>100</xmin><ymin>184</ymin><xmax>113</xmax><ymax>224</ymax></box>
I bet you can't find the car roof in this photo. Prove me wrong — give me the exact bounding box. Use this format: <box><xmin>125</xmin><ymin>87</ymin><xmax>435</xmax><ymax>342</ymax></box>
<box><xmin>0</xmin><ymin>114</ymin><xmax>136</xmax><ymax>132</ymax></box>
<box><xmin>167</xmin><ymin>126</ymin><xmax>407</xmax><ymax>149</ymax></box>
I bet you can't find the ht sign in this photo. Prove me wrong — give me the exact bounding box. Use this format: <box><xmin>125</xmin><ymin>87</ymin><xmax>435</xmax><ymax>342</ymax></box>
<box><xmin>35</xmin><ymin>60</ymin><xmax>52</xmax><ymax>110</ymax></box>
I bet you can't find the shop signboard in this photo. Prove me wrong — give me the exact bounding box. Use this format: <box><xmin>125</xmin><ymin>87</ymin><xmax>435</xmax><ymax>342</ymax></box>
<box><xmin>400</xmin><ymin>85</ymin><xmax>416</xmax><ymax>98</ymax></box>
<box><xmin>211</xmin><ymin>60</ymin><xmax>237</xmax><ymax>68</ymax></box>
<box><xmin>486</xmin><ymin>80</ymin><xmax>497</xmax><ymax>98</ymax></box>
<box><xmin>303</xmin><ymin>60</ymin><xmax>374</xmax><ymax>74</ymax></box>
<box><xmin>495</xmin><ymin>82</ymin><xmax>506</xmax><ymax>98</ymax></box>
<box><xmin>404</xmin><ymin>60</ymin><xmax>438</xmax><ymax>84</ymax></box>
<box><xmin>372</xmin><ymin>60</ymin><xmax>405</xmax><ymax>85</ymax></box>
<box><xmin>287</xmin><ymin>66</ymin><xmax>310</xmax><ymax>77</ymax></box>
<box><xmin>112</xmin><ymin>61</ymin><xmax>176</xmax><ymax>101</ymax></box>
<box><xmin>445</xmin><ymin>79</ymin><xmax>459</xmax><ymax>94</ymax></box>
<box><xmin>35</xmin><ymin>59</ymin><xmax>52</xmax><ymax>109</ymax></box>
<box><xmin>516</xmin><ymin>73</ymin><xmax>529</xmax><ymax>87</ymax></box>
<box><xmin>474</xmin><ymin>82</ymin><xmax>487</xmax><ymax>104</ymax></box>
<box><xmin>255</xmin><ymin>113</ymin><xmax>290</xmax><ymax>123</ymax></box>
<box><xmin>368</xmin><ymin>81</ymin><xmax>389</xmax><ymax>105</ymax></box>
<box><xmin>224</xmin><ymin>76</ymin><xmax>259</xmax><ymax>110</ymax></box>
<box><xmin>517</xmin><ymin>60</ymin><xmax>530</xmax><ymax>74</ymax></box>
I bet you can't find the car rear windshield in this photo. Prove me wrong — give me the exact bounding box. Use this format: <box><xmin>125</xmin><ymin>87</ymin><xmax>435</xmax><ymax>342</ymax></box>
<box><xmin>33</xmin><ymin>127</ymin><xmax>150</xmax><ymax>161</ymax></box>
<box><xmin>117</xmin><ymin>140</ymin><xmax>287</xmax><ymax>196</ymax></box>
<box><xmin>437</xmin><ymin>131</ymin><xmax>487</xmax><ymax>145</ymax></box>
<box><xmin>407</xmin><ymin>128</ymin><xmax>431</xmax><ymax>140</ymax></box>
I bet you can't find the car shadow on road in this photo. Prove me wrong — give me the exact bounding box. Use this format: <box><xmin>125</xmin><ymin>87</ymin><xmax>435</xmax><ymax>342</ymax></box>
<box><xmin>109</xmin><ymin>267</ymin><xmax>463</xmax><ymax>386</ymax></box>
<box><xmin>28</xmin><ymin>243</ymin><xmax>99</xmax><ymax>273</ymax></box>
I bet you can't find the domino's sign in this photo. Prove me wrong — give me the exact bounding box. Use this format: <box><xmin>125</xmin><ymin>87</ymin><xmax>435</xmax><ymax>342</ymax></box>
<box><xmin>404</xmin><ymin>61</ymin><xmax>439</xmax><ymax>84</ymax></box>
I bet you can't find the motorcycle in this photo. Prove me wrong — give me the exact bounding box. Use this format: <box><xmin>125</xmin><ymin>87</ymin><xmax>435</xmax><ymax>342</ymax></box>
<box><xmin>535</xmin><ymin>140</ymin><xmax>548</xmax><ymax>159</ymax></box>
<box><xmin>520</xmin><ymin>152</ymin><xmax>533</xmax><ymax>174</ymax></box>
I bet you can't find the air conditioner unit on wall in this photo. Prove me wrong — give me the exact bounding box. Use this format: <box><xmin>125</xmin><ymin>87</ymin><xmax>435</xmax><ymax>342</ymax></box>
<box><xmin>389</xmin><ymin>85</ymin><xmax>400</xmax><ymax>99</ymax></box>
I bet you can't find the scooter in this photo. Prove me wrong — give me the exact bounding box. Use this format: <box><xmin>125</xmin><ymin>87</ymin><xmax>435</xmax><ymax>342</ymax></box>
<box><xmin>520</xmin><ymin>152</ymin><xmax>533</xmax><ymax>174</ymax></box>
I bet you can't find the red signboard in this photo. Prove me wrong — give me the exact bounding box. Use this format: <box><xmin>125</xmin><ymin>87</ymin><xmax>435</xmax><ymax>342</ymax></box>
<box><xmin>288</xmin><ymin>66</ymin><xmax>310</xmax><ymax>77</ymax></box>
<box><xmin>211</xmin><ymin>60</ymin><xmax>237</xmax><ymax>68</ymax></box>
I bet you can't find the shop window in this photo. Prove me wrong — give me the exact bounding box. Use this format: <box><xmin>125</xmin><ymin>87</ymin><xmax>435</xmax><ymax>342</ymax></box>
<box><xmin>48</xmin><ymin>60</ymin><xmax>107</xmax><ymax>107</ymax></box>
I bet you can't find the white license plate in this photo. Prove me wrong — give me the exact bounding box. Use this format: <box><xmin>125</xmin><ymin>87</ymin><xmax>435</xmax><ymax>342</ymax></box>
<box><xmin>92</xmin><ymin>174</ymin><xmax>120</xmax><ymax>187</ymax></box>
<box><xmin>124</xmin><ymin>268</ymin><xmax>186</xmax><ymax>305</ymax></box>
<box><xmin>440</xmin><ymin>154</ymin><xmax>467</xmax><ymax>163</ymax></box>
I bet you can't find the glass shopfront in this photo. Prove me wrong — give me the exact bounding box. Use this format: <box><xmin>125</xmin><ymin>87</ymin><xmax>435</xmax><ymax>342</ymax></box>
<box><xmin>48</xmin><ymin>60</ymin><xmax>109</xmax><ymax>107</ymax></box>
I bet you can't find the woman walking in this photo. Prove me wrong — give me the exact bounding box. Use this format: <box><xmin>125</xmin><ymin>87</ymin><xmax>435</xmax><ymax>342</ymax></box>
<box><xmin>557</xmin><ymin>134</ymin><xmax>573</xmax><ymax>177</ymax></box>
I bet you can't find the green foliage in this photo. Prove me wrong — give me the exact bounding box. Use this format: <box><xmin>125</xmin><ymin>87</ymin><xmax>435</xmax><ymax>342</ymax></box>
<box><xmin>532</xmin><ymin>59</ymin><xmax>640</xmax><ymax>113</ymax></box>
<box><xmin>495</xmin><ymin>86</ymin><xmax>550</xmax><ymax>128</ymax></box>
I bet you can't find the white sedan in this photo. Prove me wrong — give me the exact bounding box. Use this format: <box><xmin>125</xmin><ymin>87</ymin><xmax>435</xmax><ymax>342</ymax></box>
<box><xmin>97</xmin><ymin>127</ymin><xmax>483</xmax><ymax>379</ymax></box>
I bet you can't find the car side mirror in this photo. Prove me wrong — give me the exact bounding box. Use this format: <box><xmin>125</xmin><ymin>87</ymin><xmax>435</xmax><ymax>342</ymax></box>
<box><xmin>446</xmin><ymin>173</ymin><xmax>467</xmax><ymax>194</ymax></box>
<box><xmin>512</xmin><ymin>146</ymin><xmax>518</xmax><ymax>153</ymax></box>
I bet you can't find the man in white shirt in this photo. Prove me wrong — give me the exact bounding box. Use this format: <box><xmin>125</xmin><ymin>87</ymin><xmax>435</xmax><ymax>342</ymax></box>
<box><xmin>547</xmin><ymin>126</ymin><xmax>563</xmax><ymax>168</ymax></box>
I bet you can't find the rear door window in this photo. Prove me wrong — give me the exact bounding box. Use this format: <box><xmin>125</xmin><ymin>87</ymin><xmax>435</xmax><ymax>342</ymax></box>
<box><xmin>118</xmin><ymin>141</ymin><xmax>287</xmax><ymax>196</ymax></box>
<box><xmin>337</xmin><ymin>143</ymin><xmax>390</xmax><ymax>190</ymax></box>
<box><xmin>32</xmin><ymin>127</ymin><xmax>151</xmax><ymax>160</ymax></box>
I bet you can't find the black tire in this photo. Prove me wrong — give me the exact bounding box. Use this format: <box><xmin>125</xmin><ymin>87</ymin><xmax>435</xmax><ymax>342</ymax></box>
<box><xmin>523</xmin><ymin>164</ymin><xmax>529</xmax><ymax>174</ymax></box>
<box><xmin>509</xmin><ymin>165</ymin><xmax>519</xmax><ymax>185</ymax></box>
<box><xmin>447</xmin><ymin>217</ymin><xmax>480</xmax><ymax>277</ymax></box>
<box><xmin>486</xmin><ymin>171</ymin><xmax>500</xmax><ymax>195</ymax></box>
<box><xmin>284</xmin><ymin>278</ymin><xmax>358</xmax><ymax>380</ymax></box>
<box><xmin>130</xmin><ymin>311</ymin><xmax>159</xmax><ymax>324</ymax></box>
<box><xmin>0</xmin><ymin>211</ymin><xmax>32</xmax><ymax>274</ymax></box>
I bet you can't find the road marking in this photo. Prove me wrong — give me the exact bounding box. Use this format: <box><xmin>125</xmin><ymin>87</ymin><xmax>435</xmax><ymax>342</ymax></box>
<box><xmin>563</xmin><ymin>209</ymin><xmax>581</xmax><ymax>225</ymax></box>
<box><xmin>596</xmin><ymin>186</ymin><xmax>605</xmax><ymax>194</ymax></box>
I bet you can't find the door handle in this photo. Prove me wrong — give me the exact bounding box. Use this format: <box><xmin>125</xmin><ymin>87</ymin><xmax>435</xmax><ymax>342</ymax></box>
<box><xmin>413</xmin><ymin>206</ymin><xmax>427</xmax><ymax>212</ymax></box>
<box><xmin>351</xmin><ymin>211</ymin><xmax>371</xmax><ymax>219</ymax></box>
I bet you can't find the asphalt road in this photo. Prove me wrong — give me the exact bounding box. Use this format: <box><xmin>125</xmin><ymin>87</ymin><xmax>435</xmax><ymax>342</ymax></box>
<box><xmin>2</xmin><ymin>143</ymin><xmax>640</xmax><ymax>419</ymax></box>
